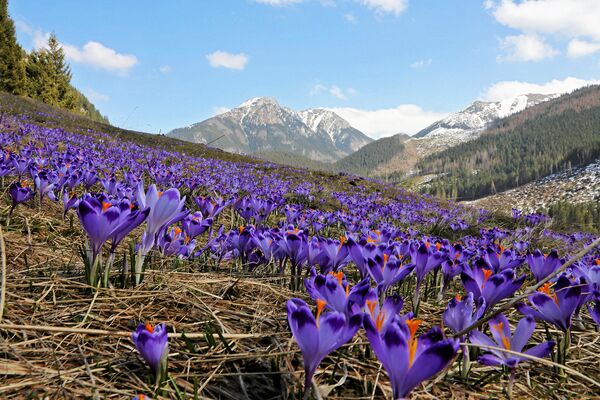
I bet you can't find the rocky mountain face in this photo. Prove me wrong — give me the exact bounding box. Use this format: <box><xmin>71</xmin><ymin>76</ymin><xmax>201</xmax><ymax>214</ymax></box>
<box><xmin>298</xmin><ymin>108</ymin><xmax>372</xmax><ymax>155</ymax></box>
<box><xmin>410</xmin><ymin>93</ymin><xmax>557</xmax><ymax>156</ymax></box>
<box><xmin>168</xmin><ymin>97</ymin><xmax>371</xmax><ymax>163</ymax></box>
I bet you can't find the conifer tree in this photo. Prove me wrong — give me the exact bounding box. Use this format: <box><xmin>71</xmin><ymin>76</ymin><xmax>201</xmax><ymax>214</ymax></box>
<box><xmin>0</xmin><ymin>0</ymin><xmax>27</xmax><ymax>94</ymax></box>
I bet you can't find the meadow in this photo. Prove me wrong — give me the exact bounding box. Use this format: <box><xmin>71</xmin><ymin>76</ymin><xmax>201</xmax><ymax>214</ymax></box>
<box><xmin>1</xmin><ymin>93</ymin><xmax>599</xmax><ymax>399</ymax></box>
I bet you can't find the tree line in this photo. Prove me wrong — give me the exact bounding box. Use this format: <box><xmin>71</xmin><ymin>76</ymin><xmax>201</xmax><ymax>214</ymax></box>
<box><xmin>418</xmin><ymin>86</ymin><xmax>600</xmax><ymax>200</ymax></box>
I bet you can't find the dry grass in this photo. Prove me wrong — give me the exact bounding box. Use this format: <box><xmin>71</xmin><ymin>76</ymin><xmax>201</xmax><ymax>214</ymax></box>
<box><xmin>1</xmin><ymin>200</ymin><xmax>600</xmax><ymax>399</ymax></box>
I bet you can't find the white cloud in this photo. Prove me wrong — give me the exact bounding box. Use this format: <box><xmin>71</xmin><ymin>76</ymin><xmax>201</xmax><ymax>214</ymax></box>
<box><xmin>489</xmin><ymin>0</ymin><xmax>600</xmax><ymax>41</ymax></box>
<box><xmin>344</xmin><ymin>13</ymin><xmax>358</xmax><ymax>23</ymax></box>
<box><xmin>497</xmin><ymin>34</ymin><xmax>558</xmax><ymax>62</ymax></box>
<box><xmin>310</xmin><ymin>84</ymin><xmax>356</xmax><ymax>100</ymax></box>
<box><xmin>567</xmin><ymin>39</ymin><xmax>600</xmax><ymax>58</ymax></box>
<box><xmin>16</xmin><ymin>21</ymin><xmax>50</xmax><ymax>50</ymax></box>
<box><xmin>482</xmin><ymin>76</ymin><xmax>600</xmax><ymax>101</ymax></box>
<box><xmin>212</xmin><ymin>106</ymin><xmax>231</xmax><ymax>116</ymax></box>
<box><xmin>410</xmin><ymin>58</ymin><xmax>432</xmax><ymax>68</ymax></box>
<box><xmin>16</xmin><ymin>22</ymin><xmax>138</xmax><ymax>74</ymax></box>
<box><xmin>206</xmin><ymin>51</ymin><xmax>249</xmax><ymax>70</ymax></box>
<box><xmin>62</xmin><ymin>42</ymin><xmax>138</xmax><ymax>74</ymax></box>
<box><xmin>159</xmin><ymin>65</ymin><xmax>173</xmax><ymax>73</ymax></box>
<box><xmin>253</xmin><ymin>0</ymin><xmax>304</xmax><ymax>5</ymax></box>
<box><xmin>85</xmin><ymin>89</ymin><xmax>109</xmax><ymax>102</ymax></box>
<box><xmin>328</xmin><ymin>104</ymin><xmax>448</xmax><ymax>139</ymax></box>
<box><xmin>359</xmin><ymin>0</ymin><xmax>408</xmax><ymax>16</ymax></box>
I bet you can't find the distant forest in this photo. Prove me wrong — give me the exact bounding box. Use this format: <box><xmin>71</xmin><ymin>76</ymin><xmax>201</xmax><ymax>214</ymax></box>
<box><xmin>418</xmin><ymin>86</ymin><xmax>600</xmax><ymax>200</ymax></box>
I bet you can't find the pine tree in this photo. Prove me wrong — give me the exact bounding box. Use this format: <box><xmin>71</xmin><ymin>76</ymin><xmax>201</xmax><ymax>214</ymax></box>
<box><xmin>0</xmin><ymin>0</ymin><xmax>27</xmax><ymax>94</ymax></box>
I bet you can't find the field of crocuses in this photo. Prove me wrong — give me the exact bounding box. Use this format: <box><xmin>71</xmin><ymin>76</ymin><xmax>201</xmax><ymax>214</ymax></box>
<box><xmin>1</xmin><ymin>101</ymin><xmax>600</xmax><ymax>399</ymax></box>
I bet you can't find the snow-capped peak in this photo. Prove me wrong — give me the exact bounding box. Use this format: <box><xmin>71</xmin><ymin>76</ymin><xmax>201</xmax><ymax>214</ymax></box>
<box><xmin>238</xmin><ymin>96</ymin><xmax>279</xmax><ymax>108</ymax></box>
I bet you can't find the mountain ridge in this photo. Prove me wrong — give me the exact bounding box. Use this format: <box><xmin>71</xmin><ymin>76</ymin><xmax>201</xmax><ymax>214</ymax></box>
<box><xmin>168</xmin><ymin>97</ymin><xmax>372</xmax><ymax>163</ymax></box>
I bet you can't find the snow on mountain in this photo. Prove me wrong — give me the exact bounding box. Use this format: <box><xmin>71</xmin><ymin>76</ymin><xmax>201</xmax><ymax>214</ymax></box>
<box><xmin>168</xmin><ymin>98</ymin><xmax>371</xmax><ymax>162</ymax></box>
<box><xmin>471</xmin><ymin>159</ymin><xmax>600</xmax><ymax>213</ymax></box>
<box><xmin>299</xmin><ymin>108</ymin><xmax>372</xmax><ymax>154</ymax></box>
<box><xmin>410</xmin><ymin>93</ymin><xmax>557</xmax><ymax>156</ymax></box>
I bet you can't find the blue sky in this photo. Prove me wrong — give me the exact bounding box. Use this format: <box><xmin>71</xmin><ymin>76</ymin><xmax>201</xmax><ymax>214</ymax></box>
<box><xmin>9</xmin><ymin>0</ymin><xmax>600</xmax><ymax>138</ymax></box>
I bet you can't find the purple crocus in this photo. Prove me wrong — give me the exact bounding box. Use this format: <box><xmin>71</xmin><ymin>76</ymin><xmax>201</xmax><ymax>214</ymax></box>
<box><xmin>364</xmin><ymin>291</ymin><xmax>405</xmax><ymax>334</ymax></box>
<box><xmin>526</xmin><ymin>250</ymin><xmax>562</xmax><ymax>282</ymax></box>
<box><xmin>516</xmin><ymin>275</ymin><xmax>583</xmax><ymax>332</ymax></box>
<box><xmin>304</xmin><ymin>268</ymin><xmax>370</xmax><ymax>316</ymax></box>
<box><xmin>469</xmin><ymin>314</ymin><xmax>555</xmax><ymax>368</ymax></box>
<box><xmin>7</xmin><ymin>180</ymin><xmax>36</xmax><ymax>223</ymax></box>
<box><xmin>366</xmin><ymin>253</ymin><xmax>415</xmax><ymax>293</ymax></box>
<box><xmin>132</xmin><ymin>322</ymin><xmax>169</xmax><ymax>385</ymax></box>
<box><xmin>461</xmin><ymin>266</ymin><xmax>525</xmax><ymax>311</ymax></box>
<box><xmin>442</xmin><ymin>292</ymin><xmax>485</xmax><ymax>336</ymax></box>
<box><xmin>364</xmin><ymin>316</ymin><xmax>459</xmax><ymax>400</ymax></box>
<box><xmin>483</xmin><ymin>246</ymin><xmax>524</xmax><ymax>273</ymax></box>
<box><xmin>286</xmin><ymin>298</ymin><xmax>362</xmax><ymax>399</ymax></box>
<box><xmin>181</xmin><ymin>211</ymin><xmax>213</xmax><ymax>239</ymax></box>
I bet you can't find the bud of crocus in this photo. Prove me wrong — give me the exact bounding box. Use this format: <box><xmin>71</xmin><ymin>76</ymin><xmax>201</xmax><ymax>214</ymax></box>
<box><xmin>132</xmin><ymin>323</ymin><xmax>169</xmax><ymax>385</ymax></box>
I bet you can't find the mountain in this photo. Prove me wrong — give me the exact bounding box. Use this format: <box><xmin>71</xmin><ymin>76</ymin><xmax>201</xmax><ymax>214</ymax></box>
<box><xmin>298</xmin><ymin>108</ymin><xmax>372</xmax><ymax>155</ymax></box>
<box><xmin>334</xmin><ymin>133</ymin><xmax>410</xmax><ymax>177</ymax></box>
<box><xmin>168</xmin><ymin>97</ymin><xmax>371</xmax><ymax>163</ymax></box>
<box><xmin>418</xmin><ymin>85</ymin><xmax>600</xmax><ymax>200</ymax></box>
<box><xmin>410</xmin><ymin>93</ymin><xmax>556</xmax><ymax>156</ymax></box>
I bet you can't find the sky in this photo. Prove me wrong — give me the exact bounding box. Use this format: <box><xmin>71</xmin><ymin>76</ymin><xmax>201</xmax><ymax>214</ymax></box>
<box><xmin>9</xmin><ymin>0</ymin><xmax>600</xmax><ymax>139</ymax></box>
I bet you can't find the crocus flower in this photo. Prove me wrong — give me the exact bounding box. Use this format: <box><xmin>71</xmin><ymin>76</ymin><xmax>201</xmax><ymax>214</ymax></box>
<box><xmin>304</xmin><ymin>268</ymin><xmax>370</xmax><ymax>315</ymax></box>
<box><xmin>364</xmin><ymin>316</ymin><xmax>459</xmax><ymax>400</ymax></box>
<box><xmin>314</xmin><ymin>236</ymin><xmax>350</xmax><ymax>274</ymax></box>
<box><xmin>526</xmin><ymin>250</ymin><xmax>562</xmax><ymax>282</ymax></box>
<box><xmin>132</xmin><ymin>323</ymin><xmax>169</xmax><ymax>384</ymax></box>
<box><xmin>8</xmin><ymin>180</ymin><xmax>35</xmax><ymax>210</ymax></box>
<box><xmin>469</xmin><ymin>314</ymin><xmax>555</xmax><ymax>368</ymax></box>
<box><xmin>461</xmin><ymin>266</ymin><xmax>525</xmax><ymax>311</ymax></box>
<box><xmin>516</xmin><ymin>275</ymin><xmax>583</xmax><ymax>332</ymax></box>
<box><xmin>483</xmin><ymin>246</ymin><xmax>524</xmax><ymax>273</ymax></box>
<box><xmin>442</xmin><ymin>292</ymin><xmax>485</xmax><ymax>336</ymax></box>
<box><xmin>181</xmin><ymin>211</ymin><xmax>213</xmax><ymax>239</ymax></box>
<box><xmin>363</xmin><ymin>291</ymin><xmax>405</xmax><ymax>334</ymax></box>
<box><xmin>366</xmin><ymin>253</ymin><xmax>415</xmax><ymax>293</ymax></box>
<box><xmin>286</xmin><ymin>298</ymin><xmax>362</xmax><ymax>398</ymax></box>
<box><xmin>410</xmin><ymin>242</ymin><xmax>445</xmax><ymax>287</ymax></box>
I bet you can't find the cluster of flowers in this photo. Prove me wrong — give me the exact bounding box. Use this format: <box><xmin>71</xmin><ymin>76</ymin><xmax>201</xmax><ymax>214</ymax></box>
<box><xmin>286</xmin><ymin>236</ymin><xmax>600</xmax><ymax>398</ymax></box>
<box><xmin>2</xmin><ymin>116</ymin><xmax>600</xmax><ymax>398</ymax></box>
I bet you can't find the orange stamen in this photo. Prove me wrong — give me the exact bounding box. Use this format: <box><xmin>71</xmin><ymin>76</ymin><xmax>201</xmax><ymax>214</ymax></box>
<box><xmin>365</xmin><ymin>299</ymin><xmax>377</xmax><ymax>319</ymax></box>
<box><xmin>455</xmin><ymin>294</ymin><xmax>462</xmax><ymax>301</ymax></box>
<box><xmin>492</xmin><ymin>322</ymin><xmax>511</xmax><ymax>350</ymax></box>
<box><xmin>102</xmin><ymin>202</ymin><xmax>111</xmax><ymax>213</ymax></box>
<box><xmin>20</xmin><ymin>179</ymin><xmax>29</xmax><ymax>187</ymax></box>
<box><xmin>316</xmin><ymin>299</ymin><xmax>327</xmax><ymax>327</ymax></box>
<box><xmin>239</xmin><ymin>226</ymin><xmax>245</xmax><ymax>233</ymax></box>
<box><xmin>538</xmin><ymin>283</ymin><xmax>558</xmax><ymax>303</ymax></box>
<box><xmin>158</xmin><ymin>191</ymin><xmax>163</xmax><ymax>197</ymax></box>
<box><xmin>435</xmin><ymin>242</ymin><xmax>442</xmax><ymax>251</ymax></box>
<box><xmin>406</xmin><ymin>318</ymin><xmax>422</xmax><ymax>339</ymax></box>
<box><xmin>375</xmin><ymin>312</ymin><xmax>385</xmax><ymax>332</ymax></box>
<box><xmin>595</xmin><ymin>259</ymin><xmax>600</xmax><ymax>266</ymax></box>
<box><xmin>145</xmin><ymin>323</ymin><xmax>154</xmax><ymax>333</ymax></box>
<box><xmin>174</xmin><ymin>227</ymin><xmax>182</xmax><ymax>236</ymax></box>
<box><xmin>499</xmin><ymin>245</ymin><xmax>505</xmax><ymax>253</ymax></box>
<box><xmin>406</xmin><ymin>318</ymin><xmax>422</xmax><ymax>368</ymax></box>
<box><xmin>383</xmin><ymin>253</ymin><xmax>389</xmax><ymax>268</ymax></box>
<box><xmin>330</xmin><ymin>271</ymin><xmax>344</xmax><ymax>286</ymax></box>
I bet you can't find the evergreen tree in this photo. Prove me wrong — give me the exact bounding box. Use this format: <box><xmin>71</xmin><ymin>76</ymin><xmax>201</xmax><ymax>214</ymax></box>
<box><xmin>26</xmin><ymin>33</ymin><xmax>77</xmax><ymax>110</ymax></box>
<box><xmin>0</xmin><ymin>0</ymin><xmax>27</xmax><ymax>94</ymax></box>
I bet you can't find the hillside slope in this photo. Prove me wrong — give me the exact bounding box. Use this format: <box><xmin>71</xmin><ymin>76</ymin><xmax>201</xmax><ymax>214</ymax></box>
<box><xmin>418</xmin><ymin>85</ymin><xmax>600</xmax><ymax>200</ymax></box>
